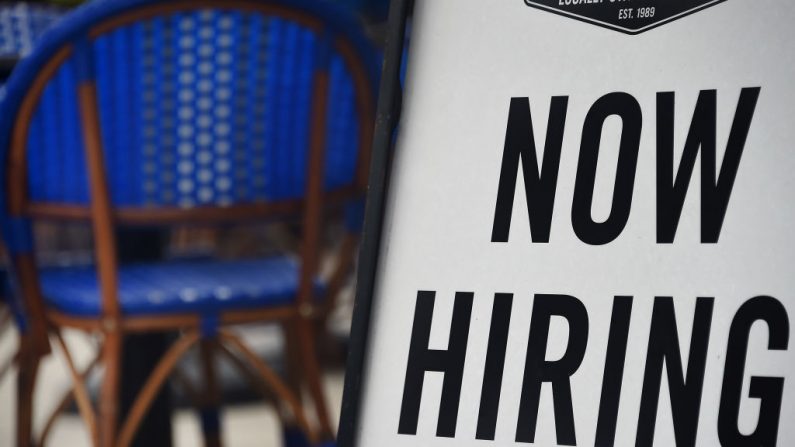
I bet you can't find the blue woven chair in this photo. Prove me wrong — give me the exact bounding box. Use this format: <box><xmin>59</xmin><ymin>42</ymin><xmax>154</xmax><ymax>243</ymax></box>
<box><xmin>0</xmin><ymin>0</ymin><xmax>378</xmax><ymax>446</ymax></box>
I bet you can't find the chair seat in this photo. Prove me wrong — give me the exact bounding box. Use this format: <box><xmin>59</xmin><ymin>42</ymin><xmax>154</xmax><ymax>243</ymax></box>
<box><xmin>39</xmin><ymin>256</ymin><xmax>323</xmax><ymax>317</ymax></box>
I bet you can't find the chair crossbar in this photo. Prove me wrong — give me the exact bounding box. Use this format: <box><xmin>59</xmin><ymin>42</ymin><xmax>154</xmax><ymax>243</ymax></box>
<box><xmin>216</xmin><ymin>329</ymin><xmax>317</xmax><ymax>443</ymax></box>
<box><xmin>39</xmin><ymin>349</ymin><xmax>101</xmax><ymax>446</ymax></box>
<box><xmin>53</xmin><ymin>331</ymin><xmax>100</xmax><ymax>446</ymax></box>
<box><xmin>117</xmin><ymin>331</ymin><xmax>200</xmax><ymax>447</ymax></box>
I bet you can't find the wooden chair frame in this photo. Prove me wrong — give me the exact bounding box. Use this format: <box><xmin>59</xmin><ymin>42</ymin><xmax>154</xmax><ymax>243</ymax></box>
<box><xmin>4</xmin><ymin>2</ymin><xmax>375</xmax><ymax>446</ymax></box>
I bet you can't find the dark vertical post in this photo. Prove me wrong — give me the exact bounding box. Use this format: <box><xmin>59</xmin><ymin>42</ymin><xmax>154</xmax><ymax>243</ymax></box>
<box><xmin>117</xmin><ymin>228</ymin><xmax>173</xmax><ymax>447</ymax></box>
<box><xmin>338</xmin><ymin>0</ymin><xmax>414</xmax><ymax>445</ymax></box>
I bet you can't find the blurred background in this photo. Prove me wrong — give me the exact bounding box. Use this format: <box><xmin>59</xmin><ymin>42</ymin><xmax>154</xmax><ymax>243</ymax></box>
<box><xmin>0</xmin><ymin>0</ymin><xmax>393</xmax><ymax>445</ymax></box>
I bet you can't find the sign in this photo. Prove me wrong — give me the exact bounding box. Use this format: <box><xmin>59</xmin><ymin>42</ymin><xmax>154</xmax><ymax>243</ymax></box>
<box><xmin>522</xmin><ymin>0</ymin><xmax>726</xmax><ymax>34</ymax></box>
<box><xmin>340</xmin><ymin>0</ymin><xmax>795</xmax><ymax>446</ymax></box>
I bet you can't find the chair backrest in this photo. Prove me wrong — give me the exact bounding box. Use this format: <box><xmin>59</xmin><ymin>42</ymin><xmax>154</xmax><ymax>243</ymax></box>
<box><xmin>0</xmin><ymin>0</ymin><xmax>378</xmax><ymax>232</ymax></box>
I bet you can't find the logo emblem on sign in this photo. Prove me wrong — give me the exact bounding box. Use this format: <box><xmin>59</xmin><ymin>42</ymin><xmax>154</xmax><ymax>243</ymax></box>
<box><xmin>523</xmin><ymin>0</ymin><xmax>727</xmax><ymax>34</ymax></box>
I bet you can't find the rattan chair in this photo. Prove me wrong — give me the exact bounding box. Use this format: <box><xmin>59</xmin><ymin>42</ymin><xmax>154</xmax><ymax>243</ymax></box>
<box><xmin>0</xmin><ymin>0</ymin><xmax>377</xmax><ymax>446</ymax></box>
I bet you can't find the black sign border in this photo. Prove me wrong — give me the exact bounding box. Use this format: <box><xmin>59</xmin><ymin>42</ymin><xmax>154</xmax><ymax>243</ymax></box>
<box><xmin>337</xmin><ymin>0</ymin><xmax>414</xmax><ymax>445</ymax></box>
<box><xmin>523</xmin><ymin>0</ymin><xmax>728</xmax><ymax>34</ymax></box>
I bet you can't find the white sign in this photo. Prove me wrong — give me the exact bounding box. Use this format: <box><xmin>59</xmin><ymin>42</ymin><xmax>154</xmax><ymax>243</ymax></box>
<box><xmin>352</xmin><ymin>0</ymin><xmax>795</xmax><ymax>445</ymax></box>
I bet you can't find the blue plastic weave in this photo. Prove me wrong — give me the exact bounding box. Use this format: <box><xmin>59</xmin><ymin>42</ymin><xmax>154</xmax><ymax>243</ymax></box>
<box><xmin>24</xmin><ymin>6</ymin><xmax>371</xmax><ymax>207</ymax></box>
<box><xmin>38</xmin><ymin>256</ymin><xmax>325</xmax><ymax>316</ymax></box>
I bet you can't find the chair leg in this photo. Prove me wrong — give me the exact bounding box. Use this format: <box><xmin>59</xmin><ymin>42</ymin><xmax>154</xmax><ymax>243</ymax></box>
<box><xmin>282</xmin><ymin>322</ymin><xmax>304</xmax><ymax>401</ymax></box>
<box><xmin>16</xmin><ymin>336</ymin><xmax>41</xmax><ymax>447</ymax></box>
<box><xmin>199</xmin><ymin>339</ymin><xmax>223</xmax><ymax>447</ymax></box>
<box><xmin>295</xmin><ymin>318</ymin><xmax>334</xmax><ymax>440</ymax></box>
<box><xmin>99</xmin><ymin>332</ymin><xmax>122</xmax><ymax>447</ymax></box>
<box><xmin>281</xmin><ymin>322</ymin><xmax>308</xmax><ymax>447</ymax></box>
